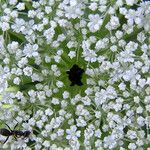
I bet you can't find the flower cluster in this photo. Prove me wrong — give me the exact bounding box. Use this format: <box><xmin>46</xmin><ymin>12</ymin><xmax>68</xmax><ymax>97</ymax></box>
<box><xmin>0</xmin><ymin>0</ymin><xmax>150</xmax><ymax>149</ymax></box>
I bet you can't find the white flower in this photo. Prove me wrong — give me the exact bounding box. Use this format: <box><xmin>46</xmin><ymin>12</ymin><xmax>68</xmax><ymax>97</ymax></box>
<box><xmin>3</xmin><ymin>58</ymin><xmax>10</xmax><ymax>64</ymax></box>
<box><xmin>37</xmin><ymin>91</ymin><xmax>46</xmax><ymax>103</ymax></box>
<box><xmin>76</xmin><ymin>116</ymin><xmax>87</xmax><ymax>127</ymax></box>
<box><xmin>137</xmin><ymin>116</ymin><xmax>145</xmax><ymax>126</ymax></box>
<box><xmin>45</xmin><ymin>56</ymin><xmax>51</xmax><ymax>63</ymax></box>
<box><xmin>69</xmin><ymin>138</ymin><xmax>80</xmax><ymax>150</ymax></box>
<box><xmin>87</xmin><ymin>14</ymin><xmax>103</xmax><ymax>32</ymax></box>
<box><xmin>95</xmin><ymin>140</ymin><xmax>102</xmax><ymax>148</ymax></box>
<box><xmin>99</xmin><ymin>0</ymin><xmax>107</xmax><ymax>5</ymax></box>
<box><xmin>68</xmin><ymin>51</ymin><xmax>76</xmax><ymax>59</ymax></box>
<box><xmin>66</xmin><ymin>125</ymin><xmax>81</xmax><ymax>140</ymax></box>
<box><xmin>138</xmin><ymin>78</ymin><xmax>146</xmax><ymax>88</ymax></box>
<box><xmin>106</xmin><ymin>16</ymin><xmax>120</xmax><ymax>30</ymax></box>
<box><xmin>11</xmin><ymin>18</ymin><xmax>26</xmax><ymax>33</ymax></box>
<box><xmin>51</xmin><ymin>98</ymin><xmax>60</xmax><ymax>105</ymax></box>
<box><xmin>0</xmin><ymin>78</ymin><xmax>8</xmax><ymax>94</ymax></box>
<box><xmin>36</xmin><ymin>120</ymin><xmax>44</xmax><ymax>129</ymax></box>
<box><xmin>0</xmin><ymin>22</ymin><xmax>10</xmax><ymax>31</ymax></box>
<box><xmin>95</xmin><ymin>111</ymin><xmax>101</xmax><ymax>119</ymax></box>
<box><xmin>18</xmin><ymin>57</ymin><xmax>28</xmax><ymax>68</ymax></box>
<box><xmin>103</xmin><ymin>135</ymin><xmax>117</xmax><ymax>149</ymax></box>
<box><xmin>125</xmin><ymin>0</ymin><xmax>136</xmax><ymax>6</ymax></box>
<box><xmin>28</xmin><ymin>10</ymin><xmax>36</xmax><ymax>18</ymax></box>
<box><xmin>23</xmin><ymin>44</ymin><xmax>39</xmax><ymax>58</ymax></box>
<box><xmin>53</xmin><ymin>88</ymin><xmax>59</xmax><ymax>93</ymax></box>
<box><xmin>45</xmin><ymin>6</ymin><xmax>52</xmax><ymax>14</ymax></box>
<box><xmin>110</xmin><ymin>45</ymin><xmax>117</xmax><ymax>52</ymax></box>
<box><xmin>85</xmin><ymin>88</ymin><xmax>93</xmax><ymax>95</ymax></box>
<box><xmin>119</xmin><ymin>7</ymin><xmax>127</xmax><ymax>15</ymax></box>
<box><xmin>118</xmin><ymin>82</ymin><xmax>126</xmax><ymax>91</ymax></box>
<box><xmin>70</xmin><ymin>0</ymin><xmax>77</xmax><ymax>6</ymax></box>
<box><xmin>134</xmin><ymin>96</ymin><xmax>140</xmax><ymax>103</ymax></box>
<box><xmin>95</xmin><ymin>129</ymin><xmax>101</xmax><ymax>138</ymax></box>
<box><xmin>16</xmin><ymin>3</ymin><xmax>25</xmax><ymax>11</ymax></box>
<box><xmin>45</xmin><ymin>108</ymin><xmax>53</xmax><ymax>116</ymax></box>
<box><xmin>137</xmin><ymin>32</ymin><xmax>146</xmax><ymax>43</ymax></box>
<box><xmin>43</xmin><ymin>27</ymin><xmax>55</xmax><ymax>43</ymax></box>
<box><xmin>108</xmin><ymin>7</ymin><xmax>115</xmax><ymax>15</ymax></box>
<box><xmin>56</xmin><ymin>81</ymin><xmax>64</xmax><ymax>88</ymax></box>
<box><xmin>7</xmin><ymin>41</ymin><xmax>19</xmax><ymax>54</ymax></box>
<box><xmin>57</xmin><ymin>129</ymin><xmax>64</xmax><ymax>136</ymax></box>
<box><xmin>50</xmin><ymin>133</ymin><xmax>57</xmax><ymax>140</ymax></box>
<box><xmin>116</xmin><ymin>0</ymin><xmax>123</xmax><ymax>7</ymax></box>
<box><xmin>63</xmin><ymin>91</ymin><xmax>70</xmax><ymax>99</ymax></box>
<box><xmin>0</xmin><ymin>0</ymin><xmax>149</xmax><ymax>149</ymax></box>
<box><xmin>82</xmin><ymin>49</ymin><xmax>97</xmax><ymax>62</ymax></box>
<box><xmin>89</xmin><ymin>3</ymin><xmax>98</xmax><ymax>11</ymax></box>
<box><xmin>13</xmin><ymin>77</ymin><xmax>21</xmax><ymax>85</ymax></box>
<box><xmin>23</xmin><ymin>66</ymin><xmax>33</xmax><ymax>76</ymax></box>
<box><xmin>9</xmin><ymin>0</ymin><xmax>18</xmax><ymax>5</ymax></box>
<box><xmin>142</xmin><ymin>13</ymin><xmax>150</xmax><ymax>31</ymax></box>
<box><xmin>98</xmin><ymin>5</ymin><xmax>107</xmax><ymax>13</ymax></box>
<box><xmin>136</xmin><ymin>139</ymin><xmax>144</xmax><ymax>147</ymax></box>
<box><xmin>61</xmin><ymin>100</ymin><xmax>68</xmax><ymax>108</ymax></box>
<box><xmin>127</xmin><ymin>130</ymin><xmax>137</xmax><ymax>140</ymax></box>
<box><xmin>54</xmin><ymin>55</ymin><xmax>61</xmax><ymax>63</ymax></box>
<box><xmin>43</xmin><ymin>140</ymin><xmax>50</xmax><ymax>148</ymax></box>
<box><xmin>128</xmin><ymin>143</ymin><xmax>136</xmax><ymax>150</ymax></box>
<box><xmin>64</xmin><ymin>2</ymin><xmax>84</xmax><ymax>19</ymax></box>
<box><xmin>95</xmin><ymin>38</ymin><xmax>109</xmax><ymax>50</ymax></box>
<box><xmin>125</xmin><ymin>41</ymin><xmax>138</xmax><ymax>52</ymax></box>
<box><xmin>115</xmin><ymin>30</ymin><xmax>123</xmax><ymax>39</ymax></box>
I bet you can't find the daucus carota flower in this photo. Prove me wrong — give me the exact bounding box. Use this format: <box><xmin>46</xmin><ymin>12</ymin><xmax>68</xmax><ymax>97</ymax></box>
<box><xmin>0</xmin><ymin>0</ymin><xmax>150</xmax><ymax>149</ymax></box>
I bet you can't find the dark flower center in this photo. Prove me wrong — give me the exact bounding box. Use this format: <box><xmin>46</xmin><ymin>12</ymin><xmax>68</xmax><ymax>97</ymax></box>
<box><xmin>66</xmin><ymin>64</ymin><xmax>84</xmax><ymax>86</ymax></box>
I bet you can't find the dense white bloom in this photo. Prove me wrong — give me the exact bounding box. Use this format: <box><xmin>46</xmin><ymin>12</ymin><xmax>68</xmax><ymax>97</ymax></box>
<box><xmin>127</xmin><ymin>130</ymin><xmax>137</xmax><ymax>140</ymax></box>
<box><xmin>95</xmin><ymin>38</ymin><xmax>109</xmax><ymax>50</ymax></box>
<box><xmin>9</xmin><ymin>0</ymin><xmax>18</xmax><ymax>5</ymax></box>
<box><xmin>0</xmin><ymin>79</ymin><xmax>8</xmax><ymax>94</ymax></box>
<box><xmin>106</xmin><ymin>16</ymin><xmax>120</xmax><ymax>30</ymax></box>
<box><xmin>43</xmin><ymin>140</ymin><xmax>50</xmax><ymax>148</ymax></box>
<box><xmin>56</xmin><ymin>81</ymin><xmax>64</xmax><ymax>88</ymax></box>
<box><xmin>128</xmin><ymin>143</ymin><xmax>136</xmax><ymax>150</ymax></box>
<box><xmin>51</xmin><ymin>98</ymin><xmax>60</xmax><ymax>105</ymax></box>
<box><xmin>95</xmin><ymin>111</ymin><xmax>101</xmax><ymax>119</ymax></box>
<box><xmin>0</xmin><ymin>0</ymin><xmax>149</xmax><ymax>149</ymax></box>
<box><xmin>16</xmin><ymin>3</ymin><xmax>25</xmax><ymax>11</ymax></box>
<box><xmin>11</xmin><ymin>18</ymin><xmax>26</xmax><ymax>33</ymax></box>
<box><xmin>87</xmin><ymin>14</ymin><xmax>103</xmax><ymax>32</ymax></box>
<box><xmin>118</xmin><ymin>82</ymin><xmax>126</xmax><ymax>91</ymax></box>
<box><xmin>13</xmin><ymin>77</ymin><xmax>21</xmax><ymax>85</ymax></box>
<box><xmin>23</xmin><ymin>67</ymin><xmax>33</xmax><ymax>76</ymax></box>
<box><xmin>125</xmin><ymin>0</ymin><xmax>136</xmax><ymax>6</ymax></box>
<box><xmin>82</xmin><ymin>49</ymin><xmax>97</xmax><ymax>62</ymax></box>
<box><xmin>137</xmin><ymin>116</ymin><xmax>145</xmax><ymax>126</ymax></box>
<box><xmin>45</xmin><ymin>108</ymin><xmax>53</xmax><ymax>116</ymax></box>
<box><xmin>23</xmin><ymin>44</ymin><xmax>39</xmax><ymax>58</ymax></box>
<box><xmin>63</xmin><ymin>91</ymin><xmax>70</xmax><ymax>99</ymax></box>
<box><xmin>89</xmin><ymin>3</ymin><xmax>98</xmax><ymax>11</ymax></box>
<box><xmin>66</xmin><ymin>125</ymin><xmax>81</xmax><ymax>140</ymax></box>
<box><xmin>0</xmin><ymin>22</ymin><xmax>10</xmax><ymax>31</ymax></box>
<box><xmin>76</xmin><ymin>116</ymin><xmax>87</xmax><ymax>127</ymax></box>
<box><xmin>63</xmin><ymin>2</ymin><xmax>84</xmax><ymax>19</ymax></box>
<box><xmin>68</xmin><ymin>51</ymin><xmax>76</xmax><ymax>59</ymax></box>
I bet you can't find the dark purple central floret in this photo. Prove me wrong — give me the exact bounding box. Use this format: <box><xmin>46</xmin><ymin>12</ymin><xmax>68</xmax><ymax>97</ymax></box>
<box><xmin>66</xmin><ymin>64</ymin><xmax>84</xmax><ymax>86</ymax></box>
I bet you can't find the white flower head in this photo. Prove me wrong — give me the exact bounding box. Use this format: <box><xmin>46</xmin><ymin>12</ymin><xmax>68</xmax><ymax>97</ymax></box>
<box><xmin>87</xmin><ymin>14</ymin><xmax>103</xmax><ymax>32</ymax></box>
<box><xmin>66</xmin><ymin>125</ymin><xmax>81</xmax><ymax>140</ymax></box>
